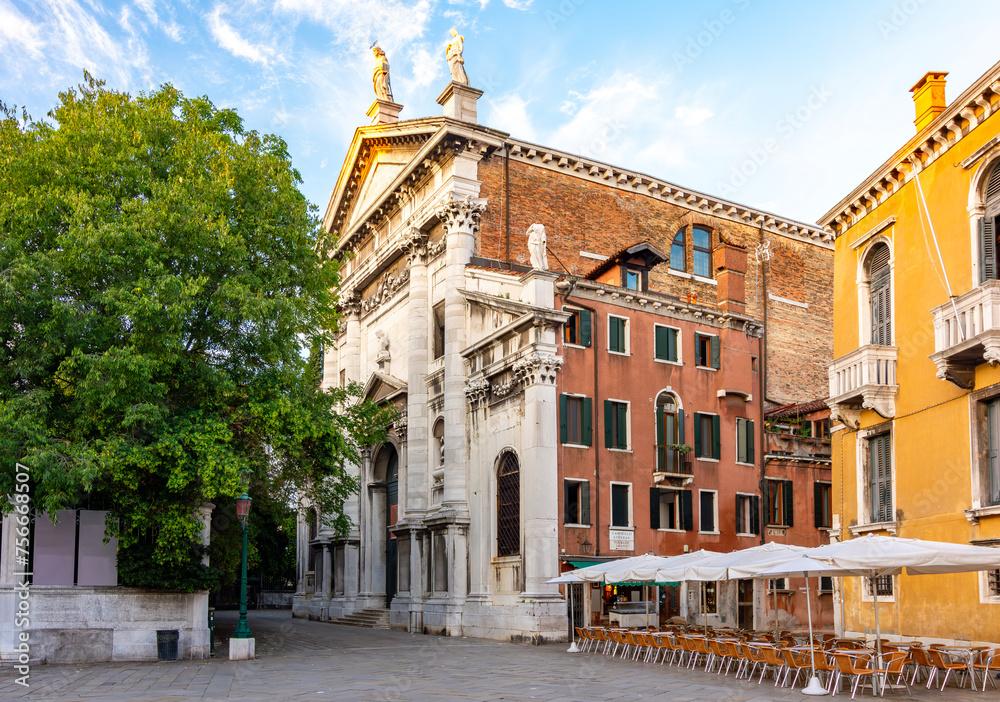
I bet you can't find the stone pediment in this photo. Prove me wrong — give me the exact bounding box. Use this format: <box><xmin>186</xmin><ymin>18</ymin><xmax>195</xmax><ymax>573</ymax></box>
<box><xmin>361</xmin><ymin>371</ymin><xmax>407</xmax><ymax>404</ymax></box>
<box><xmin>343</xmin><ymin>146</ymin><xmax>421</xmax><ymax>233</ymax></box>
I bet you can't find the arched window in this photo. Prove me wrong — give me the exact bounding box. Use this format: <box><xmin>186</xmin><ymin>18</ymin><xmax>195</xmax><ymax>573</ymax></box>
<box><xmin>655</xmin><ymin>392</ymin><xmax>685</xmax><ymax>474</ymax></box>
<box><xmin>867</xmin><ymin>243</ymin><xmax>892</xmax><ymax>346</ymax></box>
<box><xmin>670</xmin><ymin>229</ymin><xmax>686</xmax><ymax>272</ymax></box>
<box><xmin>496</xmin><ymin>452</ymin><xmax>520</xmax><ymax>557</ymax></box>
<box><xmin>692</xmin><ymin>226</ymin><xmax>713</xmax><ymax>278</ymax></box>
<box><xmin>980</xmin><ymin>163</ymin><xmax>1000</xmax><ymax>282</ymax></box>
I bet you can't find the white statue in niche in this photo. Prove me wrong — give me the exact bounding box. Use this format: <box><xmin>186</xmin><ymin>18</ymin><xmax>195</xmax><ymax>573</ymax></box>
<box><xmin>445</xmin><ymin>28</ymin><xmax>468</xmax><ymax>84</ymax></box>
<box><xmin>375</xmin><ymin>330</ymin><xmax>390</xmax><ymax>364</ymax></box>
<box><xmin>526</xmin><ymin>223</ymin><xmax>548</xmax><ymax>269</ymax></box>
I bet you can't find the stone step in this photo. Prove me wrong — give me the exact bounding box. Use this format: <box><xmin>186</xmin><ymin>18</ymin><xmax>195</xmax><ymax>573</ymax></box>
<box><xmin>330</xmin><ymin>608</ymin><xmax>390</xmax><ymax>629</ymax></box>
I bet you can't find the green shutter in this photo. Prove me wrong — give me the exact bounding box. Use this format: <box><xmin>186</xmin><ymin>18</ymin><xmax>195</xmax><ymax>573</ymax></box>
<box><xmin>747</xmin><ymin>419</ymin><xmax>754</xmax><ymax>464</ymax></box>
<box><xmin>734</xmin><ymin>494</ymin><xmax>743</xmax><ymax>533</ymax></box>
<box><xmin>814</xmin><ymin>482</ymin><xmax>824</xmax><ymax>528</ymax></box>
<box><xmin>617</xmin><ymin>403</ymin><xmax>628</xmax><ymax>449</ymax></box>
<box><xmin>564</xmin><ymin>481</ymin><xmax>573</xmax><ymax>523</ymax></box>
<box><xmin>681</xmin><ymin>490</ymin><xmax>693</xmax><ymax>531</ymax></box>
<box><xmin>604</xmin><ymin>400</ymin><xmax>613</xmax><ymax>448</ymax></box>
<box><xmin>582</xmin><ymin>397</ymin><xmax>593</xmax><ymax>446</ymax></box>
<box><xmin>559</xmin><ymin>394</ymin><xmax>568</xmax><ymax>444</ymax></box>
<box><xmin>751</xmin><ymin>496</ymin><xmax>760</xmax><ymax>534</ymax></box>
<box><xmin>655</xmin><ymin>407</ymin><xmax>665</xmax><ymax>471</ymax></box>
<box><xmin>763</xmin><ymin>483</ymin><xmax>771</xmax><ymax>526</ymax></box>
<box><xmin>711</xmin><ymin>415</ymin><xmax>721</xmax><ymax>459</ymax></box>
<box><xmin>668</xmin><ymin>328</ymin><xmax>677</xmax><ymax>362</ymax></box>
<box><xmin>580</xmin><ymin>310</ymin><xmax>592</xmax><ymax>347</ymax></box>
<box><xmin>580</xmin><ymin>481</ymin><xmax>590</xmax><ymax>524</ymax></box>
<box><xmin>678</xmin><ymin>409</ymin><xmax>685</xmax><ymax>445</ymax></box>
<box><xmin>710</xmin><ymin>335</ymin><xmax>720</xmax><ymax>369</ymax></box>
<box><xmin>655</xmin><ymin>326</ymin><xmax>668</xmax><ymax>360</ymax></box>
<box><xmin>982</xmin><ymin>217</ymin><xmax>996</xmax><ymax>283</ymax></box>
<box><xmin>736</xmin><ymin>419</ymin><xmax>746</xmax><ymax>463</ymax></box>
<box><xmin>650</xmin><ymin>488</ymin><xmax>661</xmax><ymax>529</ymax></box>
<box><xmin>694</xmin><ymin>413</ymin><xmax>702</xmax><ymax>457</ymax></box>
<box><xmin>783</xmin><ymin>480</ymin><xmax>794</xmax><ymax>527</ymax></box>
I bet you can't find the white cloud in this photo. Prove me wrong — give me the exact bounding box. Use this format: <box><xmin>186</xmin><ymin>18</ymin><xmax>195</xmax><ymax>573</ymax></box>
<box><xmin>275</xmin><ymin>0</ymin><xmax>433</xmax><ymax>54</ymax></box>
<box><xmin>0</xmin><ymin>1</ymin><xmax>44</xmax><ymax>58</ymax></box>
<box><xmin>502</xmin><ymin>0</ymin><xmax>532</xmax><ymax>9</ymax></box>
<box><xmin>487</xmin><ymin>93</ymin><xmax>536</xmax><ymax>142</ymax></box>
<box><xmin>549</xmin><ymin>72</ymin><xmax>654</xmax><ymax>159</ymax></box>
<box><xmin>410</xmin><ymin>44</ymin><xmax>441</xmax><ymax>88</ymax></box>
<box><xmin>674</xmin><ymin>105</ymin><xmax>713</xmax><ymax>127</ymax></box>
<box><xmin>206</xmin><ymin>5</ymin><xmax>276</xmax><ymax>66</ymax></box>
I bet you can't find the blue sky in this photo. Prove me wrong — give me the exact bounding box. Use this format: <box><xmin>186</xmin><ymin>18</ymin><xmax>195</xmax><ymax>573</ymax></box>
<box><xmin>2</xmin><ymin>0</ymin><xmax>999</xmax><ymax>223</ymax></box>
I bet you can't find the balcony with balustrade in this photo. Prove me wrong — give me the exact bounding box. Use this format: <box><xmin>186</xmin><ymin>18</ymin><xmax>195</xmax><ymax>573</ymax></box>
<box><xmin>930</xmin><ymin>280</ymin><xmax>1000</xmax><ymax>389</ymax></box>
<box><xmin>827</xmin><ymin>345</ymin><xmax>898</xmax><ymax>424</ymax></box>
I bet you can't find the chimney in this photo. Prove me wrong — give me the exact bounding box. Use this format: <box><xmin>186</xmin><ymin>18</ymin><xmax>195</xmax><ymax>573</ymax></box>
<box><xmin>910</xmin><ymin>71</ymin><xmax>948</xmax><ymax>133</ymax></box>
<box><xmin>713</xmin><ymin>241</ymin><xmax>747</xmax><ymax>315</ymax></box>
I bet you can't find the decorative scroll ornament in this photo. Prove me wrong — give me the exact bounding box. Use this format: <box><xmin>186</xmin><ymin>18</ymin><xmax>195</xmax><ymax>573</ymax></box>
<box><xmin>392</xmin><ymin>412</ymin><xmax>408</xmax><ymax>441</ymax></box>
<box><xmin>491</xmin><ymin>377</ymin><xmax>518</xmax><ymax>398</ymax></box>
<box><xmin>361</xmin><ymin>269</ymin><xmax>410</xmax><ymax>315</ymax></box>
<box><xmin>464</xmin><ymin>377</ymin><xmax>490</xmax><ymax>407</ymax></box>
<box><xmin>513</xmin><ymin>352</ymin><xmax>563</xmax><ymax>386</ymax></box>
<box><xmin>340</xmin><ymin>289</ymin><xmax>362</xmax><ymax>316</ymax></box>
<box><xmin>435</xmin><ymin>195</ymin><xmax>486</xmax><ymax>235</ymax></box>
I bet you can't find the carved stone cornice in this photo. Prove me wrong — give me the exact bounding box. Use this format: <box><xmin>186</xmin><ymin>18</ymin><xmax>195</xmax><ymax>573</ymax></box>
<box><xmin>513</xmin><ymin>352</ymin><xmax>563</xmax><ymax>387</ymax></box>
<box><xmin>464</xmin><ymin>377</ymin><xmax>490</xmax><ymax>408</ymax></box>
<box><xmin>435</xmin><ymin>195</ymin><xmax>486</xmax><ymax>236</ymax></box>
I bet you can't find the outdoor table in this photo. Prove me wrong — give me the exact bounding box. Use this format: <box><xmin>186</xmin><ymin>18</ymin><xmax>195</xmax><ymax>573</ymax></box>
<box><xmin>938</xmin><ymin>646</ymin><xmax>982</xmax><ymax>690</ymax></box>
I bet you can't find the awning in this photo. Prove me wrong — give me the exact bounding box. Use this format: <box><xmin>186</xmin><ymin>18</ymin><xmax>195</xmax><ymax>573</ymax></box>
<box><xmin>566</xmin><ymin>560</ymin><xmax>605</xmax><ymax>569</ymax></box>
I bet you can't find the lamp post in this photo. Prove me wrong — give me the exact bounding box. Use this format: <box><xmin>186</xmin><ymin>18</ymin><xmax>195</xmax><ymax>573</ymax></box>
<box><xmin>232</xmin><ymin>488</ymin><xmax>253</xmax><ymax>640</ymax></box>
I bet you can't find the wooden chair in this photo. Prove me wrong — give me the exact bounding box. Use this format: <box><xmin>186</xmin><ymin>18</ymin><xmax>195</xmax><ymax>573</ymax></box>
<box><xmin>926</xmin><ymin>647</ymin><xmax>969</xmax><ymax>690</ymax></box>
<box><xmin>879</xmin><ymin>650</ymin><xmax>912</xmax><ymax>697</ymax></box>
<box><xmin>973</xmin><ymin>648</ymin><xmax>1000</xmax><ymax>692</ymax></box>
<box><xmin>830</xmin><ymin>651</ymin><xmax>876</xmax><ymax>699</ymax></box>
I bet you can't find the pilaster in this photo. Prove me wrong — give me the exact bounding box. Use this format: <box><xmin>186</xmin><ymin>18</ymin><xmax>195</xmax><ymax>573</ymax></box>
<box><xmin>403</xmin><ymin>227</ymin><xmax>430</xmax><ymax>517</ymax></box>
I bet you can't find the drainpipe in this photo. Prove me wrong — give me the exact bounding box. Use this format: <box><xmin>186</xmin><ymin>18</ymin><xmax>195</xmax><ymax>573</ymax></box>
<box><xmin>758</xmin><ymin>225</ymin><xmax>768</xmax><ymax>547</ymax></box>
<box><xmin>560</xmin><ymin>277</ymin><xmax>601</xmax><ymax>556</ymax></box>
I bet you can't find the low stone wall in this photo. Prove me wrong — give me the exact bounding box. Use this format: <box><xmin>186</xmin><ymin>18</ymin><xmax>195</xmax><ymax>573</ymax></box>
<box><xmin>0</xmin><ymin>586</ymin><xmax>210</xmax><ymax>663</ymax></box>
<box><xmin>259</xmin><ymin>591</ymin><xmax>294</xmax><ymax>609</ymax></box>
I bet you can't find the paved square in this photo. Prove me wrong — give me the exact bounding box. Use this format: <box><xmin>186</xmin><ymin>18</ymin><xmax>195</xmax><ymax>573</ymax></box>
<box><xmin>0</xmin><ymin>611</ymin><xmax>993</xmax><ymax>701</ymax></box>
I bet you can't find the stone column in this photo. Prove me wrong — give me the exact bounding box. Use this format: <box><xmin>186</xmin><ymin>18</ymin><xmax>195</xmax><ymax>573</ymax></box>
<box><xmin>403</xmin><ymin>227</ymin><xmax>430</xmax><ymax>518</ymax></box>
<box><xmin>517</xmin><ymin>350</ymin><xmax>564</xmax><ymax>597</ymax></box>
<box><xmin>321</xmin><ymin>543</ymin><xmax>333</xmax><ymax>599</ymax></box>
<box><xmin>342</xmin><ymin>291</ymin><xmax>362</xmax><ymax>384</ymax></box>
<box><xmin>435</xmin><ymin>196</ymin><xmax>485</xmax><ymax>509</ymax></box>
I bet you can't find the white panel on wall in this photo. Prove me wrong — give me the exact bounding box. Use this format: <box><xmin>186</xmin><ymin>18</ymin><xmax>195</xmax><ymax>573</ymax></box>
<box><xmin>77</xmin><ymin>510</ymin><xmax>117</xmax><ymax>586</ymax></box>
<box><xmin>33</xmin><ymin>510</ymin><xmax>76</xmax><ymax>585</ymax></box>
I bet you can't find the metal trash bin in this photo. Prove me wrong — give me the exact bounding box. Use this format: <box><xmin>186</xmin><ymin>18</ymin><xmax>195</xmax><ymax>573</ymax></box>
<box><xmin>208</xmin><ymin>608</ymin><xmax>215</xmax><ymax>657</ymax></box>
<box><xmin>156</xmin><ymin>629</ymin><xmax>179</xmax><ymax>660</ymax></box>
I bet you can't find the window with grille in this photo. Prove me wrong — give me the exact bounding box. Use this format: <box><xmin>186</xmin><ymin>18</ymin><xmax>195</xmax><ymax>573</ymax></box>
<box><xmin>496</xmin><ymin>452</ymin><xmax>520</xmax><ymax>557</ymax></box>
<box><xmin>988</xmin><ymin>569</ymin><xmax>1000</xmax><ymax>597</ymax></box>
<box><xmin>868</xmin><ymin>433</ymin><xmax>893</xmax><ymax>523</ymax></box>
<box><xmin>865</xmin><ymin>575</ymin><xmax>893</xmax><ymax>598</ymax></box>
<box><xmin>867</xmin><ymin>243</ymin><xmax>891</xmax><ymax>346</ymax></box>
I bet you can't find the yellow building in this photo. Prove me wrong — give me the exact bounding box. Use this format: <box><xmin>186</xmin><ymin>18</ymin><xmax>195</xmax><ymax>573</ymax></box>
<box><xmin>821</xmin><ymin>61</ymin><xmax>1000</xmax><ymax>645</ymax></box>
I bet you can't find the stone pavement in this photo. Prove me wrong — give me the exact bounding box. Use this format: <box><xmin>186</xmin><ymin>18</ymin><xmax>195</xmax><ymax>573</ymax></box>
<box><xmin>0</xmin><ymin>610</ymin><xmax>995</xmax><ymax>701</ymax></box>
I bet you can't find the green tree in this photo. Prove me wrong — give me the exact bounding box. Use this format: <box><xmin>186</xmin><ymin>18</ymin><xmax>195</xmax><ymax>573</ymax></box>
<box><xmin>0</xmin><ymin>75</ymin><xmax>391</xmax><ymax>590</ymax></box>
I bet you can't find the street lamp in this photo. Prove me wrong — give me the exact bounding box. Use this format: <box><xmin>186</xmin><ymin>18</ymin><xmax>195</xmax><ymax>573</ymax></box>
<box><xmin>232</xmin><ymin>480</ymin><xmax>253</xmax><ymax>640</ymax></box>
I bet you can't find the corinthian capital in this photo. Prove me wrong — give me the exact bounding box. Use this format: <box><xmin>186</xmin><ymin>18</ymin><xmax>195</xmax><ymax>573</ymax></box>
<box><xmin>435</xmin><ymin>195</ymin><xmax>487</xmax><ymax>235</ymax></box>
<box><xmin>401</xmin><ymin>226</ymin><xmax>429</xmax><ymax>264</ymax></box>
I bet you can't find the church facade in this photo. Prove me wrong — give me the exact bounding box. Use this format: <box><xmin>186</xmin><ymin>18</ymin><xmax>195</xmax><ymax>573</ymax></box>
<box><xmin>293</xmin><ymin>62</ymin><xmax>835</xmax><ymax>640</ymax></box>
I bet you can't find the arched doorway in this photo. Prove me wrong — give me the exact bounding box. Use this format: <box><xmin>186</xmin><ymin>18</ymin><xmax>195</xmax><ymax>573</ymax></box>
<box><xmin>373</xmin><ymin>444</ymin><xmax>399</xmax><ymax>606</ymax></box>
<box><xmin>385</xmin><ymin>448</ymin><xmax>399</xmax><ymax>605</ymax></box>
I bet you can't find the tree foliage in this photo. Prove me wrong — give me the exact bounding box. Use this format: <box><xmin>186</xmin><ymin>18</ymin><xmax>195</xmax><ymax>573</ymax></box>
<box><xmin>0</xmin><ymin>75</ymin><xmax>392</xmax><ymax>588</ymax></box>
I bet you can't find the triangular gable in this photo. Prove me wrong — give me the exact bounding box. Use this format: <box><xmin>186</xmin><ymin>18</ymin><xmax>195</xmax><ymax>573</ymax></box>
<box><xmin>360</xmin><ymin>371</ymin><xmax>407</xmax><ymax>405</ymax></box>
<box><xmin>343</xmin><ymin>146</ymin><xmax>422</xmax><ymax>233</ymax></box>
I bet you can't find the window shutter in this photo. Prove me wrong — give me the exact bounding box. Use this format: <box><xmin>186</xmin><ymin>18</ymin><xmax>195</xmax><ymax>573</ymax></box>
<box><xmin>669</xmin><ymin>328</ymin><xmax>678</xmax><ymax>361</ymax></box>
<box><xmin>710</xmin><ymin>335</ymin><xmax>720</xmax><ymax>369</ymax></box>
<box><xmin>650</xmin><ymin>488</ymin><xmax>661</xmax><ymax>529</ymax></box>
<box><xmin>747</xmin><ymin>420</ymin><xmax>754</xmax><ymax>463</ymax></box>
<box><xmin>580</xmin><ymin>480</ymin><xmax>590</xmax><ymax>525</ymax></box>
<box><xmin>814</xmin><ymin>482</ymin><xmax>824</xmax><ymax>528</ymax></box>
<box><xmin>700</xmin><ymin>491</ymin><xmax>714</xmax><ymax>532</ymax></box>
<box><xmin>655</xmin><ymin>407</ymin><xmax>665</xmax><ymax>471</ymax></box>
<box><xmin>678</xmin><ymin>409</ymin><xmax>685</xmax><ymax>445</ymax></box>
<box><xmin>582</xmin><ymin>397</ymin><xmax>593</xmax><ymax>447</ymax></box>
<box><xmin>693</xmin><ymin>413</ymin><xmax>702</xmax><ymax>456</ymax></box>
<box><xmin>559</xmin><ymin>394</ymin><xmax>568</xmax><ymax>444</ymax></box>
<box><xmin>564</xmin><ymin>481</ymin><xmax>573</xmax><ymax>524</ymax></box>
<box><xmin>981</xmin><ymin>218</ymin><xmax>996</xmax><ymax>283</ymax></box>
<box><xmin>655</xmin><ymin>326</ymin><xmax>668</xmax><ymax>360</ymax></box>
<box><xmin>783</xmin><ymin>480</ymin><xmax>794</xmax><ymax>527</ymax></box>
<box><xmin>694</xmin><ymin>332</ymin><xmax>702</xmax><ymax>364</ymax></box>
<box><xmin>711</xmin><ymin>415</ymin><xmax>721</xmax><ymax>459</ymax></box>
<box><xmin>617</xmin><ymin>403</ymin><xmax>628</xmax><ymax>449</ymax></box>
<box><xmin>580</xmin><ymin>310</ymin><xmax>592</xmax><ymax>347</ymax></box>
<box><xmin>734</xmin><ymin>495</ymin><xmax>744</xmax><ymax>533</ymax></box>
<box><xmin>763</xmin><ymin>483</ymin><xmax>771</xmax><ymax>526</ymax></box>
<box><xmin>604</xmin><ymin>400</ymin><xmax>612</xmax><ymax>448</ymax></box>
<box><xmin>681</xmin><ymin>490</ymin><xmax>693</xmax><ymax>531</ymax></box>
<box><xmin>989</xmin><ymin>399</ymin><xmax>1000</xmax><ymax>505</ymax></box>
<box><xmin>750</xmin><ymin>496</ymin><xmax>760</xmax><ymax>534</ymax></box>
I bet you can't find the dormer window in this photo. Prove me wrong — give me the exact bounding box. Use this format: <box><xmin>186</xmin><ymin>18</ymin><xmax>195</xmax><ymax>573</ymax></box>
<box><xmin>623</xmin><ymin>267</ymin><xmax>642</xmax><ymax>291</ymax></box>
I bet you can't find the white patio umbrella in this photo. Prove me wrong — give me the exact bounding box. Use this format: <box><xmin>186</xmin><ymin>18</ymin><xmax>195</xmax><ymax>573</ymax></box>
<box><xmin>754</xmin><ymin>556</ymin><xmax>858</xmax><ymax>696</ymax></box>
